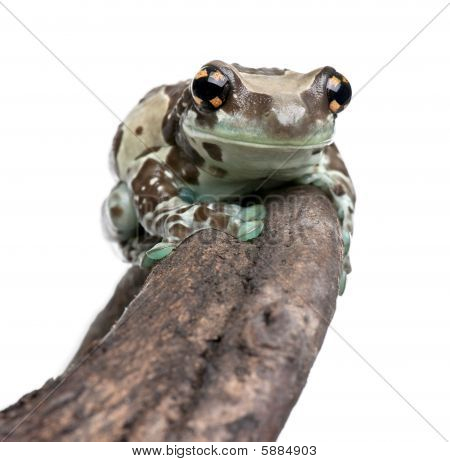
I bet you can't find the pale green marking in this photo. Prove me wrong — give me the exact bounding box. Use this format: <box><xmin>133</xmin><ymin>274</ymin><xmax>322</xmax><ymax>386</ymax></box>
<box><xmin>338</xmin><ymin>271</ymin><xmax>347</xmax><ymax>296</ymax></box>
<box><xmin>237</xmin><ymin>220</ymin><xmax>264</xmax><ymax>241</ymax></box>
<box><xmin>146</xmin><ymin>242</ymin><xmax>176</xmax><ymax>261</ymax></box>
<box><xmin>342</xmin><ymin>229</ymin><xmax>351</xmax><ymax>255</ymax></box>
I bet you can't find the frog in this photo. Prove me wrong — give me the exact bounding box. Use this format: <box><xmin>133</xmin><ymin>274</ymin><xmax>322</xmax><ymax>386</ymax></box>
<box><xmin>102</xmin><ymin>60</ymin><xmax>355</xmax><ymax>295</ymax></box>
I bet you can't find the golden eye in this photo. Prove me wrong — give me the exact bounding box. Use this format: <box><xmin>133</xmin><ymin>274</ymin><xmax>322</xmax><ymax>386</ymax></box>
<box><xmin>327</xmin><ymin>72</ymin><xmax>352</xmax><ymax>113</ymax></box>
<box><xmin>191</xmin><ymin>65</ymin><xmax>230</xmax><ymax>112</ymax></box>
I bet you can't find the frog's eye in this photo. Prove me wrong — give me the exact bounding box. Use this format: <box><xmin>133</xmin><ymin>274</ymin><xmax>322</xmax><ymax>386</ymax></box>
<box><xmin>191</xmin><ymin>65</ymin><xmax>230</xmax><ymax>112</ymax></box>
<box><xmin>326</xmin><ymin>72</ymin><xmax>352</xmax><ymax>114</ymax></box>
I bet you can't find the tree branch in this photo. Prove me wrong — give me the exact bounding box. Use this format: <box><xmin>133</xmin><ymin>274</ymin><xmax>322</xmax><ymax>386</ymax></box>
<box><xmin>0</xmin><ymin>186</ymin><xmax>342</xmax><ymax>442</ymax></box>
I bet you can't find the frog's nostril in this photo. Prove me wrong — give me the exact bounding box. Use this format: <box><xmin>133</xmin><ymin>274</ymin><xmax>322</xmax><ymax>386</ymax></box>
<box><xmin>326</xmin><ymin>72</ymin><xmax>352</xmax><ymax>114</ymax></box>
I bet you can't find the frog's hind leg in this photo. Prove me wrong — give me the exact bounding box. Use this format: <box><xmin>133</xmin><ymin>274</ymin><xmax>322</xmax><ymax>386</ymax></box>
<box><xmin>102</xmin><ymin>181</ymin><xmax>142</xmax><ymax>262</ymax></box>
<box><xmin>295</xmin><ymin>144</ymin><xmax>356</xmax><ymax>295</ymax></box>
<box><xmin>126</xmin><ymin>149</ymin><xmax>265</xmax><ymax>268</ymax></box>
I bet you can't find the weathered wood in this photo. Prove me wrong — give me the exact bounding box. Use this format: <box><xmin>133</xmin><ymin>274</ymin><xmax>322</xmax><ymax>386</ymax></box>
<box><xmin>0</xmin><ymin>186</ymin><xmax>342</xmax><ymax>442</ymax></box>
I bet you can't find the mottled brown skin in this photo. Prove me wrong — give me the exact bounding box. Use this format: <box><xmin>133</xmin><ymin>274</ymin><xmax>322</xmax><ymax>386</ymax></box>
<box><xmin>131</xmin><ymin>157</ymin><xmax>178</xmax><ymax>216</ymax></box>
<box><xmin>166</xmin><ymin>146</ymin><xmax>200</xmax><ymax>185</ymax></box>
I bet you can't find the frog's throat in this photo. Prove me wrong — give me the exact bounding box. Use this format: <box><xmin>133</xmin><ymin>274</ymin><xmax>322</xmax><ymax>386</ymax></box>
<box><xmin>182</xmin><ymin>125</ymin><xmax>334</xmax><ymax>150</ymax></box>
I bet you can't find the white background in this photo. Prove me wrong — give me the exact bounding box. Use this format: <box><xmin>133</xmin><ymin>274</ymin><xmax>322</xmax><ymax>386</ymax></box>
<box><xmin>0</xmin><ymin>0</ymin><xmax>449</xmax><ymax>459</ymax></box>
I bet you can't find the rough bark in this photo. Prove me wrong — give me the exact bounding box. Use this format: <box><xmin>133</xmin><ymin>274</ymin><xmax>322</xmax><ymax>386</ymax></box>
<box><xmin>0</xmin><ymin>186</ymin><xmax>343</xmax><ymax>442</ymax></box>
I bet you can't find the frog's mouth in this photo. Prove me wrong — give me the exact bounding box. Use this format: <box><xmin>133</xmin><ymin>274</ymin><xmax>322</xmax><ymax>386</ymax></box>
<box><xmin>182</xmin><ymin>124</ymin><xmax>334</xmax><ymax>150</ymax></box>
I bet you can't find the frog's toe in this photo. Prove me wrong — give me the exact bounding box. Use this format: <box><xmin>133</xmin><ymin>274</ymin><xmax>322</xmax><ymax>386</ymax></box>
<box><xmin>338</xmin><ymin>270</ymin><xmax>347</xmax><ymax>296</ymax></box>
<box><xmin>141</xmin><ymin>241</ymin><xmax>176</xmax><ymax>268</ymax></box>
<box><xmin>140</xmin><ymin>254</ymin><xmax>156</xmax><ymax>269</ymax></box>
<box><xmin>342</xmin><ymin>229</ymin><xmax>351</xmax><ymax>256</ymax></box>
<box><xmin>239</xmin><ymin>204</ymin><xmax>266</xmax><ymax>221</ymax></box>
<box><xmin>237</xmin><ymin>220</ymin><xmax>264</xmax><ymax>241</ymax></box>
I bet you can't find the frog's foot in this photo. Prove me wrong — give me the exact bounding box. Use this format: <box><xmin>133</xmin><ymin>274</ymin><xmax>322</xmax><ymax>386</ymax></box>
<box><xmin>236</xmin><ymin>204</ymin><xmax>265</xmax><ymax>241</ymax></box>
<box><xmin>185</xmin><ymin>202</ymin><xmax>266</xmax><ymax>242</ymax></box>
<box><xmin>236</xmin><ymin>220</ymin><xmax>265</xmax><ymax>241</ymax></box>
<box><xmin>338</xmin><ymin>230</ymin><xmax>352</xmax><ymax>296</ymax></box>
<box><xmin>140</xmin><ymin>241</ymin><xmax>176</xmax><ymax>268</ymax></box>
<box><xmin>137</xmin><ymin>202</ymin><xmax>267</xmax><ymax>268</ymax></box>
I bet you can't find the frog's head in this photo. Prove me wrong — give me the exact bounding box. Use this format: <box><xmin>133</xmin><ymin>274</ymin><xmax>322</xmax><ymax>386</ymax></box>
<box><xmin>179</xmin><ymin>60</ymin><xmax>351</xmax><ymax>176</ymax></box>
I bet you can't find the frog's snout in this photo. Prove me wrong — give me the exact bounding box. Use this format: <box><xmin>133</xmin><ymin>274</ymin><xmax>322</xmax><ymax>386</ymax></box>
<box><xmin>324</xmin><ymin>68</ymin><xmax>352</xmax><ymax>114</ymax></box>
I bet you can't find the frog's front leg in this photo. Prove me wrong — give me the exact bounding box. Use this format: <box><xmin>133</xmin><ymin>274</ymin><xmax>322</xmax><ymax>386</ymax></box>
<box><xmin>127</xmin><ymin>149</ymin><xmax>265</xmax><ymax>268</ymax></box>
<box><xmin>296</xmin><ymin>144</ymin><xmax>356</xmax><ymax>295</ymax></box>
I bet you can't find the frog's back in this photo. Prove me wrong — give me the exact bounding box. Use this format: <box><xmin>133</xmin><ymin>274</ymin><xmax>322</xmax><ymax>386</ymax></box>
<box><xmin>110</xmin><ymin>81</ymin><xmax>189</xmax><ymax>179</ymax></box>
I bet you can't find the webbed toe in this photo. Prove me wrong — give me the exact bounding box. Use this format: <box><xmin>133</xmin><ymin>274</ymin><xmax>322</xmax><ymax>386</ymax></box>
<box><xmin>237</xmin><ymin>220</ymin><xmax>264</xmax><ymax>241</ymax></box>
<box><xmin>338</xmin><ymin>270</ymin><xmax>347</xmax><ymax>296</ymax></box>
<box><xmin>141</xmin><ymin>241</ymin><xmax>176</xmax><ymax>268</ymax></box>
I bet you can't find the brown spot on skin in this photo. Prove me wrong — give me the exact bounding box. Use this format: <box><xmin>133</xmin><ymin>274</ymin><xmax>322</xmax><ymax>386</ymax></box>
<box><xmin>181</xmin><ymin>163</ymin><xmax>201</xmax><ymax>184</ymax></box>
<box><xmin>189</xmin><ymin>147</ymin><xmax>205</xmax><ymax>167</ymax></box>
<box><xmin>135</xmin><ymin>126</ymin><xmax>143</xmax><ymax>135</ymax></box>
<box><xmin>194</xmin><ymin>204</ymin><xmax>209</xmax><ymax>222</ymax></box>
<box><xmin>170</xmin><ymin>223</ymin><xmax>190</xmax><ymax>240</ymax></box>
<box><xmin>165</xmin><ymin>214</ymin><xmax>182</xmax><ymax>224</ymax></box>
<box><xmin>153</xmin><ymin>214</ymin><xmax>166</xmax><ymax>228</ymax></box>
<box><xmin>110</xmin><ymin>205</ymin><xmax>123</xmax><ymax>218</ymax></box>
<box><xmin>131</xmin><ymin>158</ymin><xmax>178</xmax><ymax>216</ymax></box>
<box><xmin>210</xmin><ymin>213</ymin><xmax>230</xmax><ymax>230</ymax></box>
<box><xmin>202</xmin><ymin>142</ymin><xmax>223</xmax><ymax>161</ymax></box>
<box><xmin>166</xmin><ymin>146</ymin><xmax>200</xmax><ymax>185</ymax></box>
<box><xmin>175</xmin><ymin>131</ymin><xmax>206</xmax><ymax>169</ymax></box>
